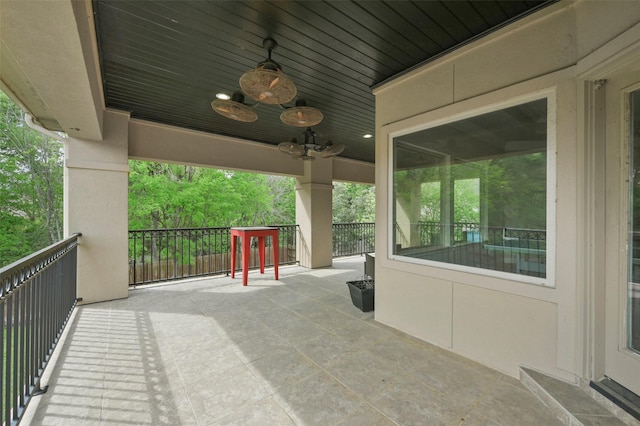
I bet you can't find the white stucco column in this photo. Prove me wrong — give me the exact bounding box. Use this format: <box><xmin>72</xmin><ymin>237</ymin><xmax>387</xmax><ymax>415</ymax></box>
<box><xmin>295</xmin><ymin>159</ymin><xmax>334</xmax><ymax>268</ymax></box>
<box><xmin>64</xmin><ymin>110</ymin><xmax>130</xmax><ymax>304</ymax></box>
<box><xmin>395</xmin><ymin>178</ymin><xmax>421</xmax><ymax>248</ymax></box>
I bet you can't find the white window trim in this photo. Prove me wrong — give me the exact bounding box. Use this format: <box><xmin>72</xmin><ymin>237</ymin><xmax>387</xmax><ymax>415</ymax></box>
<box><xmin>387</xmin><ymin>90</ymin><xmax>557</xmax><ymax>288</ymax></box>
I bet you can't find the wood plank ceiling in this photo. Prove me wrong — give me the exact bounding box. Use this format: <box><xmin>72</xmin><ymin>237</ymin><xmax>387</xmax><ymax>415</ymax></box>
<box><xmin>93</xmin><ymin>0</ymin><xmax>555</xmax><ymax>164</ymax></box>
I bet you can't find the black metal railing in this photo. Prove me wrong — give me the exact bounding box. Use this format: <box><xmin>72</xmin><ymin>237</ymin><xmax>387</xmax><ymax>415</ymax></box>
<box><xmin>128</xmin><ymin>225</ymin><xmax>299</xmax><ymax>285</ymax></box>
<box><xmin>397</xmin><ymin>222</ymin><xmax>546</xmax><ymax>278</ymax></box>
<box><xmin>332</xmin><ymin>222</ymin><xmax>375</xmax><ymax>258</ymax></box>
<box><xmin>418</xmin><ymin>221</ymin><xmax>481</xmax><ymax>246</ymax></box>
<box><xmin>1</xmin><ymin>233</ymin><xmax>81</xmax><ymax>426</ymax></box>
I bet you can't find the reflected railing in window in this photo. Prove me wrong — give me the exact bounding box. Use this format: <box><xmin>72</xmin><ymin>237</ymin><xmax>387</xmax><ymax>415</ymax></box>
<box><xmin>395</xmin><ymin>223</ymin><xmax>546</xmax><ymax>278</ymax></box>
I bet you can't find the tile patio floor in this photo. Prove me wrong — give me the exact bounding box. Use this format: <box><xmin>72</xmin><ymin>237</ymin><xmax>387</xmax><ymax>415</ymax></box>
<box><xmin>23</xmin><ymin>257</ymin><xmax>568</xmax><ymax>425</ymax></box>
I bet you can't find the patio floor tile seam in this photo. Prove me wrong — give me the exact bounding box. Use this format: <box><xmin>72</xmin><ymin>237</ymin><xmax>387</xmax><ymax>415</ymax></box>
<box><xmin>164</xmin><ymin>345</ymin><xmax>244</xmax><ymax>425</ymax></box>
<box><xmin>212</xmin><ymin>354</ymin><xmax>329</xmax><ymax>425</ymax></box>
<box><xmin>274</xmin><ymin>351</ymin><xmax>399</xmax><ymax>426</ymax></box>
<box><xmin>280</xmin><ymin>337</ymin><xmax>494</xmax><ymax>426</ymax></box>
<box><xmin>224</xmin><ymin>325</ymin><xmax>396</xmax><ymax>425</ymax></box>
<box><xmin>455</xmin><ymin>376</ymin><xmax>517</xmax><ymax>426</ymax></box>
<box><xmin>348</xmin><ymin>332</ymin><xmax>534</xmax><ymax>425</ymax></box>
<box><xmin>103</xmin><ymin>305</ymin><xmax>205</xmax><ymax>426</ymax></box>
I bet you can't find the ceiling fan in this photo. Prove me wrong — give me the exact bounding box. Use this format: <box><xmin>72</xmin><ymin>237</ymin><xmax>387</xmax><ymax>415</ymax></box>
<box><xmin>278</xmin><ymin>127</ymin><xmax>345</xmax><ymax>161</ymax></box>
<box><xmin>211</xmin><ymin>38</ymin><xmax>323</xmax><ymax>128</ymax></box>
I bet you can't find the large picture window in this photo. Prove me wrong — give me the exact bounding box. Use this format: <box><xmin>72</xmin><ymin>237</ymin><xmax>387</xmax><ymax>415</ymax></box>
<box><xmin>392</xmin><ymin>98</ymin><xmax>549</xmax><ymax>281</ymax></box>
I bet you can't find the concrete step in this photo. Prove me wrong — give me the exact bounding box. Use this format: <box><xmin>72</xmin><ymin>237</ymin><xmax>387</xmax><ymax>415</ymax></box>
<box><xmin>520</xmin><ymin>367</ymin><xmax>638</xmax><ymax>425</ymax></box>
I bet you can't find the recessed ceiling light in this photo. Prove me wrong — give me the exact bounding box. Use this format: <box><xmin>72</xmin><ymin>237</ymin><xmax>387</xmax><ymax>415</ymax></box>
<box><xmin>216</xmin><ymin>93</ymin><xmax>231</xmax><ymax>100</ymax></box>
<box><xmin>363</xmin><ymin>134</ymin><xmax>373</xmax><ymax>139</ymax></box>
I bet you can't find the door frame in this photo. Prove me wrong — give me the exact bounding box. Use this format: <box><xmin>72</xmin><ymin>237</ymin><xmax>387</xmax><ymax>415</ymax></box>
<box><xmin>577</xmin><ymin>24</ymin><xmax>640</xmax><ymax>392</ymax></box>
<box><xmin>603</xmin><ymin>75</ymin><xmax>640</xmax><ymax>396</ymax></box>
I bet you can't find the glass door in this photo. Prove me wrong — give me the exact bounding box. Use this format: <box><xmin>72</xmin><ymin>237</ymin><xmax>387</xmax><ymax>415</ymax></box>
<box><xmin>605</xmin><ymin>78</ymin><xmax>640</xmax><ymax>396</ymax></box>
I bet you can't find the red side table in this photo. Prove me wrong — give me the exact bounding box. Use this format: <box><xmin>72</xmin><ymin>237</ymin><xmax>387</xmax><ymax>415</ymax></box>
<box><xmin>230</xmin><ymin>227</ymin><xmax>279</xmax><ymax>286</ymax></box>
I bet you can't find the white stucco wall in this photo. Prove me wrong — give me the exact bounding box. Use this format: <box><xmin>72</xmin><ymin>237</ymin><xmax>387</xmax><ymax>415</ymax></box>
<box><xmin>373</xmin><ymin>1</ymin><xmax>640</xmax><ymax>380</ymax></box>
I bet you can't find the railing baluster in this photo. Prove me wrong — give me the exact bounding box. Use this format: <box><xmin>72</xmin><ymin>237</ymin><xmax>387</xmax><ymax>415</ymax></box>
<box><xmin>0</xmin><ymin>300</ymin><xmax>4</xmax><ymax>426</ymax></box>
<box><xmin>5</xmin><ymin>294</ymin><xmax>12</xmax><ymax>423</ymax></box>
<box><xmin>11</xmin><ymin>291</ymin><xmax>18</xmax><ymax>420</ymax></box>
<box><xmin>19</xmin><ymin>282</ymin><xmax>26</xmax><ymax>410</ymax></box>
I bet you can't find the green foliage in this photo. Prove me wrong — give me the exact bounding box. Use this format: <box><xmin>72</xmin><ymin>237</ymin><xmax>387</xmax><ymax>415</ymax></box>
<box><xmin>453</xmin><ymin>178</ymin><xmax>480</xmax><ymax>223</ymax></box>
<box><xmin>266</xmin><ymin>175</ymin><xmax>296</xmax><ymax>224</ymax></box>
<box><xmin>128</xmin><ymin>160</ymin><xmax>296</xmax><ymax>229</ymax></box>
<box><xmin>332</xmin><ymin>182</ymin><xmax>375</xmax><ymax>223</ymax></box>
<box><xmin>400</xmin><ymin>152</ymin><xmax>545</xmax><ymax>229</ymax></box>
<box><xmin>129</xmin><ymin>161</ymin><xmax>378</xmax><ymax>230</ymax></box>
<box><xmin>0</xmin><ymin>91</ymin><xmax>64</xmax><ymax>267</ymax></box>
<box><xmin>421</xmin><ymin>181</ymin><xmax>441</xmax><ymax>221</ymax></box>
<box><xmin>486</xmin><ymin>153</ymin><xmax>546</xmax><ymax>228</ymax></box>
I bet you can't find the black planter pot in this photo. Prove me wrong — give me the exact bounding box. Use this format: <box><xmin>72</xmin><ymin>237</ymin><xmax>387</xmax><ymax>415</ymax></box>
<box><xmin>347</xmin><ymin>280</ymin><xmax>374</xmax><ymax>312</ymax></box>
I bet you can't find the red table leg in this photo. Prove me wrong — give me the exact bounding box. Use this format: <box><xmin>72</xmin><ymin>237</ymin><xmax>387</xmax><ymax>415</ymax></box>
<box><xmin>273</xmin><ymin>233</ymin><xmax>279</xmax><ymax>280</ymax></box>
<box><xmin>230</xmin><ymin>234</ymin><xmax>237</xmax><ymax>278</ymax></box>
<box><xmin>258</xmin><ymin>236</ymin><xmax>265</xmax><ymax>274</ymax></box>
<box><xmin>241</xmin><ymin>236</ymin><xmax>250</xmax><ymax>286</ymax></box>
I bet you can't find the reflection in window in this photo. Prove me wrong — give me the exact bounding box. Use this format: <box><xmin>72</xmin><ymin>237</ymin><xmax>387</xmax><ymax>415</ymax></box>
<box><xmin>392</xmin><ymin>98</ymin><xmax>548</xmax><ymax>278</ymax></box>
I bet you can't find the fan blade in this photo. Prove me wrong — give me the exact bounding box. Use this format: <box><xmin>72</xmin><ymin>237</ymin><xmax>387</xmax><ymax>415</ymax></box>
<box><xmin>320</xmin><ymin>142</ymin><xmax>345</xmax><ymax>158</ymax></box>
<box><xmin>211</xmin><ymin>98</ymin><xmax>258</xmax><ymax>122</ymax></box>
<box><xmin>269</xmin><ymin>76</ymin><xmax>280</xmax><ymax>89</ymax></box>
<box><xmin>278</xmin><ymin>139</ymin><xmax>304</xmax><ymax>155</ymax></box>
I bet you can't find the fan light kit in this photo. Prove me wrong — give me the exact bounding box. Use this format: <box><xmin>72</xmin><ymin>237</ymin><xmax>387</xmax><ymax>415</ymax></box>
<box><xmin>210</xmin><ymin>92</ymin><xmax>257</xmax><ymax>122</ymax></box>
<box><xmin>211</xmin><ymin>38</ymin><xmax>340</xmax><ymax>159</ymax></box>
<box><xmin>280</xmin><ymin>99</ymin><xmax>324</xmax><ymax>127</ymax></box>
<box><xmin>278</xmin><ymin>127</ymin><xmax>344</xmax><ymax>161</ymax></box>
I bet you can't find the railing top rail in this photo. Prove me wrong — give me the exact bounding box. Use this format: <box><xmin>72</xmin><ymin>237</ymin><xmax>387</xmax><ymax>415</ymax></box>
<box><xmin>128</xmin><ymin>224</ymin><xmax>298</xmax><ymax>233</ymax></box>
<box><xmin>503</xmin><ymin>227</ymin><xmax>547</xmax><ymax>233</ymax></box>
<box><xmin>1</xmin><ymin>232</ymin><xmax>81</xmax><ymax>297</ymax></box>
<box><xmin>416</xmin><ymin>222</ymin><xmax>545</xmax><ymax>232</ymax></box>
<box><xmin>332</xmin><ymin>222</ymin><xmax>375</xmax><ymax>226</ymax></box>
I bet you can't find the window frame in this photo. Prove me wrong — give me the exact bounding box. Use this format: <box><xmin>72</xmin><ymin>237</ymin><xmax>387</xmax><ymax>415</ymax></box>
<box><xmin>387</xmin><ymin>91</ymin><xmax>557</xmax><ymax>287</ymax></box>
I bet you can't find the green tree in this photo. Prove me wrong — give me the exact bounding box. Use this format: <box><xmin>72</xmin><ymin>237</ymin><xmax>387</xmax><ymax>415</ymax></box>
<box><xmin>421</xmin><ymin>181</ymin><xmax>441</xmax><ymax>221</ymax></box>
<box><xmin>128</xmin><ymin>161</ymin><xmax>290</xmax><ymax>229</ymax></box>
<box><xmin>332</xmin><ymin>182</ymin><xmax>375</xmax><ymax>223</ymax></box>
<box><xmin>0</xmin><ymin>91</ymin><xmax>64</xmax><ymax>266</ymax></box>
<box><xmin>453</xmin><ymin>178</ymin><xmax>480</xmax><ymax>223</ymax></box>
<box><xmin>265</xmin><ymin>175</ymin><xmax>296</xmax><ymax>224</ymax></box>
<box><xmin>486</xmin><ymin>153</ymin><xmax>546</xmax><ymax>229</ymax></box>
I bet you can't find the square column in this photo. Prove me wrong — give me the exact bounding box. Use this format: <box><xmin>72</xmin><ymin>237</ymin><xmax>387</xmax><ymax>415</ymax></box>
<box><xmin>296</xmin><ymin>160</ymin><xmax>334</xmax><ymax>268</ymax></box>
<box><xmin>395</xmin><ymin>179</ymin><xmax>422</xmax><ymax>248</ymax></box>
<box><xmin>64</xmin><ymin>110</ymin><xmax>130</xmax><ymax>303</ymax></box>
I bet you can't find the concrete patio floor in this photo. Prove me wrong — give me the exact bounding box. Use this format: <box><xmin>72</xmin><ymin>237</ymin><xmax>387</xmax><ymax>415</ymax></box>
<box><xmin>23</xmin><ymin>256</ymin><xmax>568</xmax><ymax>425</ymax></box>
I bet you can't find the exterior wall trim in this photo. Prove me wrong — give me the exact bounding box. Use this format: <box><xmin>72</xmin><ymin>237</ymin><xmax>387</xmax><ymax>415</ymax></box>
<box><xmin>577</xmin><ymin>22</ymin><xmax>640</xmax><ymax>79</ymax></box>
<box><xmin>65</xmin><ymin>159</ymin><xmax>130</xmax><ymax>173</ymax></box>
